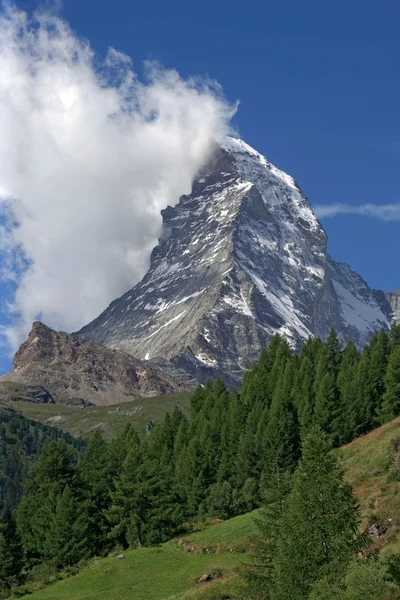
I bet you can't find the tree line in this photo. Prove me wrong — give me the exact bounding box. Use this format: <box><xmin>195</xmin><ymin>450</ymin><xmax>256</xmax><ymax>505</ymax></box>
<box><xmin>1</xmin><ymin>325</ymin><xmax>400</xmax><ymax>597</ymax></box>
<box><xmin>0</xmin><ymin>410</ymin><xmax>85</xmax><ymax>514</ymax></box>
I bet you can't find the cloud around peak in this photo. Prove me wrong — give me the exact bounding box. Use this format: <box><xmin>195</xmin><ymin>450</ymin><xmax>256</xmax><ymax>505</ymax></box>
<box><xmin>0</xmin><ymin>4</ymin><xmax>237</xmax><ymax>353</ymax></box>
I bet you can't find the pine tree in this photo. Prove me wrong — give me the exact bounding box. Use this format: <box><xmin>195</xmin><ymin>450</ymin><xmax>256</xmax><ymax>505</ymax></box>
<box><xmin>241</xmin><ymin>336</ymin><xmax>282</xmax><ymax>408</ymax></box>
<box><xmin>110</xmin><ymin>423</ymin><xmax>141</xmax><ymax>476</ymax></box>
<box><xmin>243</xmin><ymin>465</ymin><xmax>292</xmax><ymax>599</ymax></box>
<box><xmin>315</xmin><ymin>328</ymin><xmax>342</xmax><ymax>383</ymax></box>
<box><xmin>293</xmin><ymin>355</ymin><xmax>316</xmax><ymax>432</ymax></box>
<box><xmin>266</xmin><ymin>338</ymin><xmax>291</xmax><ymax>401</ymax></box>
<box><xmin>189</xmin><ymin>384</ymin><xmax>208</xmax><ymax>416</ymax></box>
<box><xmin>378</xmin><ymin>346</ymin><xmax>400</xmax><ymax>424</ymax></box>
<box><xmin>0</xmin><ymin>512</ymin><xmax>25</xmax><ymax>594</ymax></box>
<box><xmin>272</xmin><ymin>428</ymin><xmax>365</xmax><ymax>600</ymax></box>
<box><xmin>16</xmin><ymin>440</ymin><xmax>80</xmax><ymax>566</ymax></box>
<box><xmin>207</xmin><ymin>481</ymin><xmax>233</xmax><ymax>519</ymax></box>
<box><xmin>264</xmin><ymin>361</ymin><xmax>300</xmax><ymax>473</ymax></box>
<box><xmin>30</xmin><ymin>440</ymin><xmax>77</xmax><ymax>491</ymax></box>
<box><xmin>107</xmin><ymin>434</ymin><xmax>142</xmax><ymax>548</ymax></box>
<box><xmin>314</xmin><ymin>372</ymin><xmax>340</xmax><ymax>441</ymax></box>
<box><xmin>47</xmin><ymin>485</ymin><xmax>89</xmax><ymax>568</ymax></box>
<box><xmin>79</xmin><ymin>430</ymin><xmax>114</xmax><ymax>555</ymax></box>
<box><xmin>235</xmin><ymin>400</ymin><xmax>265</xmax><ymax>487</ymax></box>
<box><xmin>350</xmin><ymin>331</ymin><xmax>390</xmax><ymax>435</ymax></box>
<box><xmin>110</xmin><ymin>452</ymin><xmax>182</xmax><ymax>547</ymax></box>
<box><xmin>336</xmin><ymin>340</ymin><xmax>359</xmax><ymax>445</ymax></box>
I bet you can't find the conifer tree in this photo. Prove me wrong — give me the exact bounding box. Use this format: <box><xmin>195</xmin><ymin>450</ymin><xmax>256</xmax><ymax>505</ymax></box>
<box><xmin>174</xmin><ymin>438</ymin><xmax>207</xmax><ymax>516</ymax></box>
<box><xmin>315</xmin><ymin>328</ymin><xmax>342</xmax><ymax>381</ymax></box>
<box><xmin>293</xmin><ymin>355</ymin><xmax>315</xmax><ymax>431</ymax></box>
<box><xmin>16</xmin><ymin>440</ymin><xmax>80</xmax><ymax>566</ymax></box>
<box><xmin>241</xmin><ymin>336</ymin><xmax>283</xmax><ymax>408</ymax></box>
<box><xmin>266</xmin><ymin>338</ymin><xmax>291</xmax><ymax>400</ymax></box>
<box><xmin>0</xmin><ymin>512</ymin><xmax>24</xmax><ymax>594</ymax></box>
<box><xmin>378</xmin><ymin>346</ymin><xmax>400</xmax><ymax>424</ymax></box>
<box><xmin>243</xmin><ymin>465</ymin><xmax>292</xmax><ymax>599</ymax></box>
<box><xmin>47</xmin><ymin>485</ymin><xmax>89</xmax><ymax>568</ymax></box>
<box><xmin>189</xmin><ymin>384</ymin><xmax>208</xmax><ymax>415</ymax></box>
<box><xmin>79</xmin><ymin>430</ymin><xmax>114</xmax><ymax>555</ymax></box>
<box><xmin>235</xmin><ymin>400</ymin><xmax>265</xmax><ymax>487</ymax></box>
<box><xmin>351</xmin><ymin>331</ymin><xmax>390</xmax><ymax>434</ymax></box>
<box><xmin>272</xmin><ymin>428</ymin><xmax>365</xmax><ymax>600</ymax></box>
<box><xmin>110</xmin><ymin>424</ymin><xmax>141</xmax><ymax>476</ymax></box>
<box><xmin>351</xmin><ymin>346</ymin><xmax>373</xmax><ymax>435</ymax></box>
<box><xmin>314</xmin><ymin>372</ymin><xmax>340</xmax><ymax>441</ymax></box>
<box><xmin>107</xmin><ymin>434</ymin><xmax>142</xmax><ymax>548</ymax></box>
<box><xmin>336</xmin><ymin>340</ymin><xmax>359</xmax><ymax>444</ymax></box>
<box><xmin>264</xmin><ymin>361</ymin><xmax>300</xmax><ymax>473</ymax></box>
<box><xmin>390</xmin><ymin>322</ymin><xmax>400</xmax><ymax>348</ymax></box>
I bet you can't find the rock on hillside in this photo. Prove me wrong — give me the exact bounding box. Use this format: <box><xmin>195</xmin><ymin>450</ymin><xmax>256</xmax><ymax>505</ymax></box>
<box><xmin>0</xmin><ymin>322</ymin><xmax>194</xmax><ymax>406</ymax></box>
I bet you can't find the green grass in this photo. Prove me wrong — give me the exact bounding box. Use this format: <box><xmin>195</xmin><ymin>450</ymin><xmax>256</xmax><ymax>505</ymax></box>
<box><xmin>25</xmin><ymin>513</ymin><xmax>257</xmax><ymax>600</ymax></box>
<box><xmin>339</xmin><ymin>416</ymin><xmax>400</xmax><ymax>556</ymax></box>
<box><xmin>19</xmin><ymin>417</ymin><xmax>400</xmax><ymax>599</ymax></box>
<box><xmin>0</xmin><ymin>392</ymin><xmax>191</xmax><ymax>440</ymax></box>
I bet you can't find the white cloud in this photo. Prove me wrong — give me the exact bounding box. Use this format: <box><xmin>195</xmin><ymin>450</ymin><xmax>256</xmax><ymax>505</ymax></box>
<box><xmin>0</xmin><ymin>5</ymin><xmax>237</xmax><ymax>353</ymax></box>
<box><xmin>314</xmin><ymin>203</ymin><xmax>400</xmax><ymax>221</ymax></box>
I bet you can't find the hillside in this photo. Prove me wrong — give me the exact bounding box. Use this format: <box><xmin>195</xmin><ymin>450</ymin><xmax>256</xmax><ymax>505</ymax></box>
<box><xmin>22</xmin><ymin>512</ymin><xmax>257</xmax><ymax>600</ymax></box>
<box><xmin>21</xmin><ymin>416</ymin><xmax>400</xmax><ymax>600</ymax></box>
<box><xmin>0</xmin><ymin>391</ymin><xmax>192</xmax><ymax>440</ymax></box>
<box><xmin>340</xmin><ymin>415</ymin><xmax>400</xmax><ymax>556</ymax></box>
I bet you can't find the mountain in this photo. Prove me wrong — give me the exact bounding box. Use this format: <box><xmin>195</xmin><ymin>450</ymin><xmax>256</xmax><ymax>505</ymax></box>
<box><xmin>77</xmin><ymin>138</ymin><xmax>395</xmax><ymax>385</ymax></box>
<box><xmin>386</xmin><ymin>290</ymin><xmax>400</xmax><ymax>322</ymax></box>
<box><xmin>0</xmin><ymin>321</ymin><xmax>194</xmax><ymax>406</ymax></box>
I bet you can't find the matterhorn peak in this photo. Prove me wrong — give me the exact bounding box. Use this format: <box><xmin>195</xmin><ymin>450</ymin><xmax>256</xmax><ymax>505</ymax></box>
<box><xmin>77</xmin><ymin>138</ymin><xmax>392</xmax><ymax>384</ymax></box>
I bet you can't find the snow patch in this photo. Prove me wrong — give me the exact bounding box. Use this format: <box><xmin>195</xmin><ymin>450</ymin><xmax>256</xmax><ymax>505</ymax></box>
<box><xmin>332</xmin><ymin>279</ymin><xmax>389</xmax><ymax>334</ymax></box>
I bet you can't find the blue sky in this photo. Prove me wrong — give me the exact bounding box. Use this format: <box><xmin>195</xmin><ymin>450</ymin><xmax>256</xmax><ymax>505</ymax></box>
<box><xmin>0</xmin><ymin>0</ymin><xmax>399</xmax><ymax>373</ymax></box>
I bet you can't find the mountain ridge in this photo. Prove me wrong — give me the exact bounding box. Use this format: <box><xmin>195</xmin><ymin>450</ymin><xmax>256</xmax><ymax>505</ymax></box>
<box><xmin>0</xmin><ymin>321</ymin><xmax>194</xmax><ymax>406</ymax></box>
<box><xmin>77</xmin><ymin>137</ymin><xmax>396</xmax><ymax>384</ymax></box>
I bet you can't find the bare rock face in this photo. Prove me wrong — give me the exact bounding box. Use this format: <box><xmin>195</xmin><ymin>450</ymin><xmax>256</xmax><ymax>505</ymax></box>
<box><xmin>77</xmin><ymin>138</ymin><xmax>396</xmax><ymax>386</ymax></box>
<box><xmin>0</xmin><ymin>381</ymin><xmax>55</xmax><ymax>404</ymax></box>
<box><xmin>0</xmin><ymin>322</ymin><xmax>194</xmax><ymax>406</ymax></box>
<box><xmin>386</xmin><ymin>291</ymin><xmax>400</xmax><ymax>323</ymax></box>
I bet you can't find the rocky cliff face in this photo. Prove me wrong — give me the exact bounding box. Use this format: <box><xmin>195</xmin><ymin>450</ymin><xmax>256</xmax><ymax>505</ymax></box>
<box><xmin>386</xmin><ymin>291</ymin><xmax>400</xmax><ymax>323</ymax></box>
<box><xmin>77</xmin><ymin>138</ymin><xmax>395</xmax><ymax>385</ymax></box>
<box><xmin>0</xmin><ymin>322</ymin><xmax>194</xmax><ymax>406</ymax></box>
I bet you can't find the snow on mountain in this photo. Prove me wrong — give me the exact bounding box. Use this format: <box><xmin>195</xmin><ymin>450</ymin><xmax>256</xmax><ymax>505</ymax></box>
<box><xmin>77</xmin><ymin>138</ymin><xmax>394</xmax><ymax>384</ymax></box>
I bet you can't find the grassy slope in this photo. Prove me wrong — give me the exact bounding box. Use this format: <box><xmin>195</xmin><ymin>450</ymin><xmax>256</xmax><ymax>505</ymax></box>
<box><xmin>27</xmin><ymin>512</ymin><xmax>257</xmax><ymax>600</ymax></box>
<box><xmin>340</xmin><ymin>416</ymin><xmax>400</xmax><ymax>556</ymax></box>
<box><xmin>25</xmin><ymin>417</ymin><xmax>400</xmax><ymax>599</ymax></box>
<box><xmin>0</xmin><ymin>392</ymin><xmax>191</xmax><ymax>440</ymax></box>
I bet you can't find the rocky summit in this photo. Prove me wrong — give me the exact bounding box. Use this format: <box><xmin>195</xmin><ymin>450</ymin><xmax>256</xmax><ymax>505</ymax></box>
<box><xmin>0</xmin><ymin>321</ymin><xmax>193</xmax><ymax>406</ymax></box>
<box><xmin>78</xmin><ymin>138</ymin><xmax>395</xmax><ymax>385</ymax></box>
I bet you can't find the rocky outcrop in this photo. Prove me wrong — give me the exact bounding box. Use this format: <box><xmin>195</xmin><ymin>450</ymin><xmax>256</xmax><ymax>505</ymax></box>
<box><xmin>0</xmin><ymin>381</ymin><xmax>55</xmax><ymax>404</ymax></box>
<box><xmin>386</xmin><ymin>291</ymin><xmax>400</xmax><ymax>323</ymax></box>
<box><xmin>0</xmin><ymin>322</ymin><xmax>194</xmax><ymax>406</ymax></box>
<box><xmin>77</xmin><ymin>138</ymin><xmax>396</xmax><ymax>385</ymax></box>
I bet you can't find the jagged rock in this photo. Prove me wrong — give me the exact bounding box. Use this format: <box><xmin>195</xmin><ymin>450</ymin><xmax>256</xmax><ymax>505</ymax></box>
<box><xmin>0</xmin><ymin>322</ymin><xmax>195</xmax><ymax>406</ymax></box>
<box><xmin>368</xmin><ymin>522</ymin><xmax>388</xmax><ymax>539</ymax></box>
<box><xmin>386</xmin><ymin>290</ymin><xmax>400</xmax><ymax>323</ymax></box>
<box><xmin>77</xmin><ymin>138</ymin><xmax>396</xmax><ymax>385</ymax></box>
<box><xmin>0</xmin><ymin>381</ymin><xmax>55</xmax><ymax>404</ymax></box>
<box><xmin>198</xmin><ymin>574</ymin><xmax>212</xmax><ymax>584</ymax></box>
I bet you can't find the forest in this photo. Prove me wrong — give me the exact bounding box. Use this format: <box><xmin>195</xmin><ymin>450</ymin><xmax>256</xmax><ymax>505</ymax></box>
<box><xmin>1</xmin><ymin>325</ymin><xmax>400</xmax><ymax>598</ymax></box>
